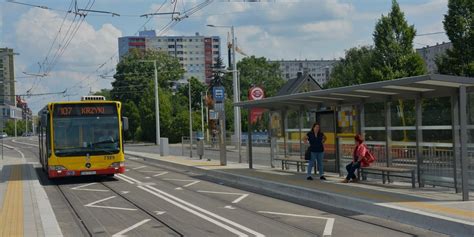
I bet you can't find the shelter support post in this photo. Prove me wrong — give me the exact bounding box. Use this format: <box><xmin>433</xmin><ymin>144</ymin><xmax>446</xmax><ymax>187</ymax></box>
<box><xmin>282</xmin><ymin>110</ymin><xmax>288</xmax><ymax>158</ymax></box>
<box><xmin>451</xmin><ymin>95</ymin><xmax>460</xmax><ymax>193</ymax></box>
<box><xmin>459</xmin><ymin>86</ymin><xmax>469</xmax><ymax>201</ymax></box>
<box><xmin>359</xmin><ymin>103</ymin><xmax>365</xmax><ymax>135</ymax></box>
<box><xmin>385</xmin><ymin>101</ymin><xmax>392</xmax><ymax>168</ymax></box>
<box><xmin>415</xmin><ymin>96</ymin><xmax>424</xmax><ymax>188</ymax></box>
<box><xmin>299</xmin><ymin>107</ymin><xmax>304</xmax><ymax>159</ymax></box>
<box><xmin>248</xmin><ymin>108</ymin><xmax>253</xmax><ymax>169</ymax></box>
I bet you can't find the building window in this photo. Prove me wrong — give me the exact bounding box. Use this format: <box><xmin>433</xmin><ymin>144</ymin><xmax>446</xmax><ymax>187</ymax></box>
<box><xmin>168</xmin><ymin>45</ymin><xmax>175</xmax><ymax>48</ymax></box>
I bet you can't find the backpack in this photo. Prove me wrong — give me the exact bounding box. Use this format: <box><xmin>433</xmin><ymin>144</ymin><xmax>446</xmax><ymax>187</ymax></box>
<box><xmin>361</xmin><ymin>146</ymin><xmax>376</xmax><ymax>167</ymax></box>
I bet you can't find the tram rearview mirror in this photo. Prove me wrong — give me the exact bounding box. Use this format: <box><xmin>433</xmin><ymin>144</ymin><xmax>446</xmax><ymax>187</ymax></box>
<box><xmin>41</xmin><ymin>114</ymin><xmax>47</xmax><ymax>126</ymax></box>
<box><xmin>123</xmin><ymin>117</ymin><xmax>129</xmax><ymax>131</ymax></box>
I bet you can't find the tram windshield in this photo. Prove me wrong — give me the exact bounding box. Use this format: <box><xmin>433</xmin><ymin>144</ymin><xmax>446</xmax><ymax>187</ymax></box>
<box><xmin>52</xmin><ymin>104</ymin><xmax>120</xmax><ymax>157</ymax></box>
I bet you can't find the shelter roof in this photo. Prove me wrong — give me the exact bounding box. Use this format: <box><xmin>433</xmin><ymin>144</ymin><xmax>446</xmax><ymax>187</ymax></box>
<box><xmin>235</xmin><ymin>74</ymin><xmax>474</xmax><ymax>110</ymax></box>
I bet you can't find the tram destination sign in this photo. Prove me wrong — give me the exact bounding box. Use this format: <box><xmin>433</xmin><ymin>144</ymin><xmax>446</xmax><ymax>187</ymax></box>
<box><xmin>54</xmin><ymin>104</ymin><xmax>117</xmax><ymax>117</ymax></box>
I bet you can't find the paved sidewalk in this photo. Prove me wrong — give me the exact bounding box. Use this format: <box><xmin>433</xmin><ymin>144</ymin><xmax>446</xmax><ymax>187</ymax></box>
<box><xmin>126</xmin><ymin>150</ymin><xmax>474</xmax><ymax>237</ymax></box>
<box><xmin>0</xmin><ymin>144</ymin><xmax>62</xmax><ymax>237</ymax></box>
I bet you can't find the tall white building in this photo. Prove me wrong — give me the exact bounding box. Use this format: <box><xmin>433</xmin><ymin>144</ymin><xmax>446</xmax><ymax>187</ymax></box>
<box><xmin>119</xmin><ymin>31</ymin><xmax>221</xmax><ymax>83</ymax></box>
<box><xmin>0</xmin><ymin>48</ymin><xmax>22</xmax><ymax>125</ymax></box>
<box><xmin>270</xmin><ymin>59</ymin><xmax>339</xmax><ymax>85</ymax></box>
<box><xmin>416</xmin><ymin>42</ymin><xmax>452</xmax><ymax>74</ymax></box>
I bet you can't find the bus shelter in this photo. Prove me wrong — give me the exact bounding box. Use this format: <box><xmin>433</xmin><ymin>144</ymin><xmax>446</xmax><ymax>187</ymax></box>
<box><xmin>235</xmin><ymin>74</ymin><xmax>474</xmax><ymax>201</ymax></box>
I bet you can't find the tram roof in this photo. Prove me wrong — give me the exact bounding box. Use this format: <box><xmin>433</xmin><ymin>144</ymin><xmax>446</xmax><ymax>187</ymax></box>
<box><xmin>235</xmin><ymin>74</ymin><xmax>474</xmax><ymax>110</ymax></box>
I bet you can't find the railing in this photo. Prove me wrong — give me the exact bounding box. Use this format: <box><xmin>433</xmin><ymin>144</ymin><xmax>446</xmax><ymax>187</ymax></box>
<box><xmin>338</xmin><ymin>138</ymin><xmax>474</xmax><ymax>189</ymax></box>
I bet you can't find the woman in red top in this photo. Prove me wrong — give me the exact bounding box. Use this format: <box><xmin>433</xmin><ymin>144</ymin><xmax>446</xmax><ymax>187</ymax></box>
<box><xmin>342</xmin><ymin>134</ymin><xmax>367</xmax><ymax>183</ymax></box>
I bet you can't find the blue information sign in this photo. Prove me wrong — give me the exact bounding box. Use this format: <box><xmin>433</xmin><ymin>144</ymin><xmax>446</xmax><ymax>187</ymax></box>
<box><xmin>213</xmin><ymin>87</ymin><xmax>225</xmax><ymax>102</ymax></box>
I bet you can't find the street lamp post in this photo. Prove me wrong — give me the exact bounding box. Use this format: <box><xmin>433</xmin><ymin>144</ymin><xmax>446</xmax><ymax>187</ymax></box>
<box><xmin>188</xmin><ymin>79</ymin><xmax>193</xmax><ymax>158</ymax></box>
<box><xmin>139</xmin><ymin>60</ymin><xmax>160</xmax><ymax>146</ymax></box>
<box><xmin>207</xmin><ymin>24</ymin><xmax>242</xmax><ymax>163</ymax></box>
<box><xmin>201</xmin><ymin>92</ymin><xmax>205</xmax><ymax>140</ymax></box>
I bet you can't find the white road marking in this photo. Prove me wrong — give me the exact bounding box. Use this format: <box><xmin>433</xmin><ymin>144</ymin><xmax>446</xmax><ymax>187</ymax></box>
<box><xmin>154</xmin><ymin>211</ymin><xmax>166</xmax><ymax>215</ymax></box>
<box><xmin>138</xmin><ymin>185</ymin><xmax>249</xmax><ymax>237</ymax></box>
<box><xmin>224</xmin><ymin>205</ymin><xmax>236</xmax><ymax>210</ymax></box>
<box><xmin>11</xmin><ymin>139</ymin><xmax>39</xmax><ymax>147</ymax></box>
<box><xmin>84</xmin><ymin>196</ymin><xmax>137</xmax><ymax>211</ymax></box>
<box><xmin>152</xmin><ymin>171</ymin><xmax>169</xmax><ymax>177</ymax></box>
<box><xmin>132</xmin><ymin>165</ymin><xmax>147</xmax><ymax>170</ymax></box>
<box><xmin>112</xmin><ymin>219</ymin><xmax>151</xmax><ymax>237</ymax></box>
<box><xmin>71</xmin><ymin>183</ymin><xmax>109</xmax><ymax>192</ymax></box>
<box><xmin>163</xmin><ymin>178</ymin><xmax>200</xmax><ymax>189</ymax></box>
<box><xmin>145</xmin><ymin>177</ymin><xmax>151</xmax><ymax>179</ymax></box>
<box><xmin>121</xmin><ymin>191</ymin><xmax>130</xmax><ymax>194</ymax></box>
<box><xmin>120</xmin><ymin>174</ymin><xmax>264</xmax><ymax>237</ymax></box>
<box><xmin>258</xmin><ymin>211</ymin><xmax>334</xmax><ymax>236</ymax></box>
<box><xmin>3</xmin><ymin>143</ymin><xmax>26</xmax><ymax>158</ymax></box>
<box><xmin>197</xmin><ymin>190</ymin><xmax>249</xmax><ymax>204</ymax></box>
<box><xmin>116</xmin><ymin>175</ymin><xmax>135</xmax><ymax>184</ymax></box>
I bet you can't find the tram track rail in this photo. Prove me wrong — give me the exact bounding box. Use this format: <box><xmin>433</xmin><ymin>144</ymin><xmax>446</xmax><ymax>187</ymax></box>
<box><xmin>54</xmin><ymin>177</ymin><xmax>184</xmax><ymax>237</ymax></box>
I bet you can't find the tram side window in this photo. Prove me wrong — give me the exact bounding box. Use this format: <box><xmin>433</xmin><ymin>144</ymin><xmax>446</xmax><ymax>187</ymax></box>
<box><xmin>46</xmin><ymin>116</ymin><xmax>51</xmax><ymax>158</ymax></box>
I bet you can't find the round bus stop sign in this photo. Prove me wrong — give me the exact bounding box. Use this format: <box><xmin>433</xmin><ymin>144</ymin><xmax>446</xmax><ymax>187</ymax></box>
<box><xmin>249</xmin><ymin>87</ymin><xmax>264</xmax><ymax>100</ymax></box>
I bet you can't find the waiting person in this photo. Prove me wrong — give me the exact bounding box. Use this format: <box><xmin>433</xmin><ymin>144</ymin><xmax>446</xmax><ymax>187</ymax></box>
<box><xmin>304</xmin><ymin>123</ymin><xmax>327</xmax><ymax>180</ymax></box>
<box><xmin>342</xmin><ymin>134</ymin><xmax>374</xmax><ymax>183</ymax></box>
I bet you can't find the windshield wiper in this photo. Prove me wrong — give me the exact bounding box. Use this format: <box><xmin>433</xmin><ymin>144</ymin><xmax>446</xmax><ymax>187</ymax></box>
<box><xmin>91</xmin><ymin>140</ymin><xmax>116</xmax><ymax>146</ymax></box>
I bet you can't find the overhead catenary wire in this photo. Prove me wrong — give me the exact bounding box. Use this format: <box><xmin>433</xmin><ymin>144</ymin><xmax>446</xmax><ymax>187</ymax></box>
<box><xmin>64</xmin><ymin>0</ymin><xmax>214</xmax><ymax>97</ymax></box>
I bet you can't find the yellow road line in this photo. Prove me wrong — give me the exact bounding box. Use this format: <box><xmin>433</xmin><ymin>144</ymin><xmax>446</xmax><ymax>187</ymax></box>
<box><xmin>402</xmin><ymin>202</ymin><xmax>474</xmax><ymax>219</ymax></box>
<box><xmin>0</xmin><ymin>165</ymin><xmax>24</xmax><ymax>237</ymax></box>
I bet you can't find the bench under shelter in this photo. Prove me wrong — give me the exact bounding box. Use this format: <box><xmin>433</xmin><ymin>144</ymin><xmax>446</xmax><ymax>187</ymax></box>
<box><xmin>235</xmin><ymin>74</ymin><xmax>473</xmax><ymax>201</ymax></box>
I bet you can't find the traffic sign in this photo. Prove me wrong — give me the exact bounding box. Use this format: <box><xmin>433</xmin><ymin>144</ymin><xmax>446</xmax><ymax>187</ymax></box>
<box><xmin>213</xmin><ymin>87</ymin><xmax>225</xmax><ymax>102</ymax></box>
<box><xmin>209</xmin><ymin>110</ymin><xmax>218</xmax><ymax>120</ymax></box>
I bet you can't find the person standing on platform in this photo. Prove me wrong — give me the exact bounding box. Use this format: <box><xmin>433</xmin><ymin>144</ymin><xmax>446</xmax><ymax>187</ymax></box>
<box><xmin>304</xmin><ymin>123</ymin><xmax>327</xmax><ymax>180</ymax></box>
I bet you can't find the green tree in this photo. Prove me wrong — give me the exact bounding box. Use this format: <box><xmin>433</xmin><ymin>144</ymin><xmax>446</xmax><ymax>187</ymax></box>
<box><xmin>371</xmin><ymin>0</ymin><xmax>426</xmax><ymax>81</ymax></box>
<box><xmin>231</xmin><ymin>56</ymin><xmax>284</xmax><ymax>100</ymax></box>
<box><xmin>111</xmin><ymin>49</ymin><xmax>185</xmax><ymax>105</ymax></box>
<box><xmin>93</xmin><ymin>89</ymin><xmax>111</xmax><ymax>100</ymax></box>
<box><xmin>177</xmin><ymin>77</ymin><xmax>207</xmax><ymax>110</ymax></box>
<box><xmin>4</xmin><ymin>120</ymin><xmax>31</xmax><ymax>136</ymax></box>
<box><xmin>436</xmin><ymin>0</ymin><xmax>474</xmax><ymax>76</ymax></box>
<box><xmin>325</xmin><ymin>46</ymin><xmax>375</xmax><ymax>88</ymax></box>
<box><xmin>111</xmin><ymin>48</ymin><xmax>185</xmax><ymax>143</ymax></box>
<box><xmin>122</xmin><ymin>101</ymin><xmax>140</xmax><ymax>140</ymax></box>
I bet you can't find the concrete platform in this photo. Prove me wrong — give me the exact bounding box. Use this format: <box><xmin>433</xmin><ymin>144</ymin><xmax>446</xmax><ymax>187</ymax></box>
<box><xmin>126</xmin><ymin>150</ymin><xmax>474</xmax><ymax>237</ymax></box>
<box><xmin>0</xmin><ymin>148</ymin><xmax>62</xmax><ymax>237</ymax></box>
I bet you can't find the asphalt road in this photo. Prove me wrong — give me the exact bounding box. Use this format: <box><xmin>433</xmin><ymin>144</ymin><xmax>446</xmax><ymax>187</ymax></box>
<box><xmin>5</xmin><ymin>137</ymin><xmax>447</xmax><ymax>237</ymax></box>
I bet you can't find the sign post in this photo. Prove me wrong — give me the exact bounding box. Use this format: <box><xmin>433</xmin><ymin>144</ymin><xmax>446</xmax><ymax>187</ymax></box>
<box><xmin>212</xmin><ymin>87</ymin><xmax>226</xmax><ymax>166</ymax></box>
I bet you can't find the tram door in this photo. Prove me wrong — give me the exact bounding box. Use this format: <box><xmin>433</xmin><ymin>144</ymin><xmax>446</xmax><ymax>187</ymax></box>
<box><xmin>316</xmin><ymin>111</ymin><xmax>337</xmax><ymax>172</ymax></box>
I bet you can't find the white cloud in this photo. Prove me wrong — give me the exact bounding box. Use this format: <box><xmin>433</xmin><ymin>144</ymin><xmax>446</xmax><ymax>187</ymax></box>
<box><xmin>14</xmin><ymin>8</ymin><xmax>122</xmax><ymax>112</ymax></box>
<box><xmin>299</xmin><ymin>20</ymin><xmax>352</xmax><ymax>38</ymax></box>
<box><xmin>401</xmin><ymin>0</ymin><xmax>448</xmax><ymax>16</ymax></box>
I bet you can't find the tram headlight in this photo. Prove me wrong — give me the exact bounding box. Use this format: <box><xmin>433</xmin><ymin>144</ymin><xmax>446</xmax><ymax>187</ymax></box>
<box><xmin>109</xmin><ymin>162</ymin><xmax>124</xmax><ymax>169</ymax></box>
<box><xmin>49</xmin><ymin>165</ymin><xmax>67</xmax><ymax>173</ymax></box>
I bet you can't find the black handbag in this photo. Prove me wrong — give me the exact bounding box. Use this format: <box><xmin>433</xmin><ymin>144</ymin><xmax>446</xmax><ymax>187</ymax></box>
<box><xmin>304</xmin><ymin>147</ymin><xmax>311</xmax><ymax>160</ymax></box>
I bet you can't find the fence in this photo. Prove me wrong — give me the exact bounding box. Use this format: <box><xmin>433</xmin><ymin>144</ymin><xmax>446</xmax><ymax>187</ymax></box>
<box><xmin>338</xmin><ymin>138</ymin><xmax>474</xmax><ymax>190</ymax></box>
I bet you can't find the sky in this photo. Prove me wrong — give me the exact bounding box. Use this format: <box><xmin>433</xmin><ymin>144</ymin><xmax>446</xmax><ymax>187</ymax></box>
<box><xmin>0</xmin><ymin>0</ymin><xmax>450</xmax><ymax>113</ymax></box>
